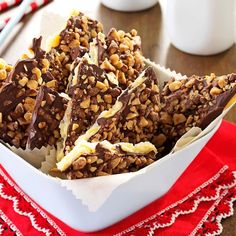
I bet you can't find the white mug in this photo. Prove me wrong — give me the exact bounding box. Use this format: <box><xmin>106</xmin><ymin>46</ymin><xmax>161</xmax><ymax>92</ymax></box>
<box><xmin>101</xmin><ymin>0</ymin><xmax>159</xmax><ymax>12</ymax></box>
<box><xmin>166</xmin><ymin>0</ymin><xmax>235</xmax><ymax>55</ymax></box>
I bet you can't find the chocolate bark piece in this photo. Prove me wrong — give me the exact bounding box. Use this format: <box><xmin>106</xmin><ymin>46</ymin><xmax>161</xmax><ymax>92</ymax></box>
<box><xmin>27</xmin><ymin>86</ymin><xmax>68</xmax><ymax>149</ymax></box>
<box><xmin>0</xmin><ymin>83</ymin><xmax>36</xmax><ymax>148</ymax></box>
<box><xmin>0</xmin><ymin>38</ymin><xmax>60</xmax><ymax>149</ymax></box>
<box><xmin>77</xmin><ymin>67</ymin><xmax>161</xmax><ymax>146</ymax></box>
<box><xmin>87</xmin><ymin>29</ymin><xmax>144</xmax><ymax>89</ymax></box>
<box><xmin>159</xmin><ymin>73</ymin><xmax>236</xmax><ymax>149</ymax></box>
<box><xmin>0</xmin><ymin>59</ymin><xmax>13</xmax><ymax>89</ymax></box>
<box><xmin>7</xmin><ymin>37</ymin><xmax>58</xmax><ymax>91</ymax></box>
<box><xmin>57</xmin><ymin>140</ymin><xmax>157</xmax><ymax>179</ymax></box>
<box><xmin>62</xmin><ymin>58</ymin><xmax>122</xmax><ymax>155</ymax></box>
<box><xmin>47</xmin><ymin>11</ymin><xmax>103</xmax><ymax>93</ymax></box>
<box><xmin>100</xmin><ymin>28</ymin><xmax>144</xmax><ymax>89</ymax></box>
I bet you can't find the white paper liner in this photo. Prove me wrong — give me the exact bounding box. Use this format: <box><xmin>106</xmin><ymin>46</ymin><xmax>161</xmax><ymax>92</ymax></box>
<box><xmin>143</xmin><ymin>57</ymin><xmax>187</xmax><ymax>90</ymax></box>
<box><xmin>40</xmin><ymin>147</ymin><xmax>57</xmax><ymax>174</ymax></box>
<box><xmin>60</xmin><ymin>172</ymin><xmax>135</xmax><ymax>211</ymax></box>
<box><xmin>9</xmin><ymin>145</ymin><xmax>53</xmax><ymax>169</ymax></box>
<box><xmin>36</xmin><ymin>11</ymin><xmax>236</xmax><ymax>212</ymax></box>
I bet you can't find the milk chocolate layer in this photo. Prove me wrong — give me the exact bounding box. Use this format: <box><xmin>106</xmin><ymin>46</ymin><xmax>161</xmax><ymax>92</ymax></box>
<box><xmin>27</xmin><ymin>86</ymin><xmax>68</xmax><ymax>149</ymax></box>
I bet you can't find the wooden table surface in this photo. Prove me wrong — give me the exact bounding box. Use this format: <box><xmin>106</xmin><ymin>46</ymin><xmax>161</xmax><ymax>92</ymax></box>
<box><xmin>0</xmin><ymin>0</ymin><xmax>235</xmax><ymax>235</ymax></box>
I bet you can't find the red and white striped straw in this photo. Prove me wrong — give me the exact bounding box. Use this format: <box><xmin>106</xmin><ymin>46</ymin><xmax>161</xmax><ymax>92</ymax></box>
<box><xmin>0</xmin><ymin>0</ymin><xmax>51</xmax><ymax>30</ymax></box>
<box><xmin>0</xmin><ymin>0</ymin><xmax>22</xmax><ymax>12</ymax></box>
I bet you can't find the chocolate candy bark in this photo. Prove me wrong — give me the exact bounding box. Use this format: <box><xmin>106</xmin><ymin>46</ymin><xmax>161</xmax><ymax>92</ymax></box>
<box><xmin>7</xmin><ymin>37</ymin><xmax>57</xmax><ymax>91</ymax></box>
<box><xmin>0</xmin><ymin>38</ymin><xmax>58</xmax><ymax>149</ymax></box>
<box><xmin>61</xmin><ymin>58</ymin><xmax>122</xmax><ymax>156</ymax></box>
<box><xmin>101</xmin><ymin>28</ymin><xmax>144</xmax><ymax>89</ymax></box>
<box><xmin>159</xmin><ymin>73</ymin><xmax>236</xmax><ymax>151</ymax></box>
<box><xmin>57</xmin><ymin>140</ymin><xmax>157</xmax><ymax>179</ymax></box>
<box><xmin>0</xmin><ymin>83</ymin><xmax>36</xmax><ymax>148</ymax></box>
<box><xmin>27</xmin><ymin>86</ymin><xmax>68</xmax><ymax>149</ymax></box>
<box><xmin>47</xmin><ymin>11</ymin><xmax>103</xmax><ymax>92</ymax></box>
<box><xmin>87</xmin><ymin>29</ymin><xmax>144</xmax><ymax>89</ymax></box>
<box><xmin>76</xmin><ymin>67</ymin><xmax>161</xmax><ymax>146</ymax></box>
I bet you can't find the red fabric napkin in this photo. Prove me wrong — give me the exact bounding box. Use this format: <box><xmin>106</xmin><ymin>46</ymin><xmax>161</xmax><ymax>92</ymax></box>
<box><xmin>0</xmin><ymin>120</ymin><xmax>235</xmax><ymax>236</ymax></box>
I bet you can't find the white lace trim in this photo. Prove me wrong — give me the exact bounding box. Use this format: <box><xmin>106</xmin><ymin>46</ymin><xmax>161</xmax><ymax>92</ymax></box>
<box><xmin>0</xmin><ymin>169</ymin><xmax>66</xmax><ymax>236</ymax></box>
<box><xmin>190</xmin><ymin>173</ymin><xmax>236</xmax><ymax>236</ymax></box>
<box><xmin>115</xmin><ymin>165</ymin><xmax>236</xmax><ymax>236</ymax></box>
<box><xmin>0</xmin><ymin>209</ymin><xmax>23</xmax><ymax>236</ymax></box>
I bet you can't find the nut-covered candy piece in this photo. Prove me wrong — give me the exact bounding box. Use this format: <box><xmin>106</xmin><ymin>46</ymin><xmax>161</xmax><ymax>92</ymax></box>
<box><xmin>47</xmin><ymin>11</ymin><xmax>103</xmax><ymax>93</ymax></box>
<box><xmin>56</xmin><ymin>140</ymin><xmax>157</xmax><ymax>179</ymax></box>
<box><xmin>160</xmin><ymin>73</ymin><xmax>236</xmax><ymax>151</ymax></box>
<box><xmin>88</xmin><ymin>29</ymin><xmax>144</xmax><ymax>89</ymax></box>
<box><xmin>27</xmin><ymin>86</ymin><xmax>69</xmax><ymax>149</ymax></box>
<box><xmin>7</xmin><ymin>37</ymin><xmax>58</xmax><ymax>92</ymax></box>
<box><xmin>0</xmin><ymin>83</ymin><xmax>37</xmax><ymax>148</ymax></box>
<box><xmin>60</xmin><ymin>58</ymin><xmax>122</xmax><ymax>156</ymax></box>
<box><xmin>76</xmin><ymin>67</ymin><xmax>161</xmax><ymax>146</ymax></box>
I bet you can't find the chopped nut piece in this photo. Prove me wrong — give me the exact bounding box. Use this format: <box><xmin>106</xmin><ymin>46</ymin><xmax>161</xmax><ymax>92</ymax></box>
<box><xmin>0</xmin><ymin>69</ymin><xmax>7</xmax><ymax>80</ymax></box>
<box><xmin>23</xmin><ymin>97</ymin><xmax>35</xmax><ymax>112</ymax></box>
<box><xmin>27</xmin><ymin>80</ymin><xmax>38</xmax><ymax>90</ymax></box>
<box><xmin>19</xmin><ymin>77</ymin><xmax>28</xmax><ymax>87</ymax></box>
<box><xmin>32</xmin><ymin>67</ymin><xmax>42</xmax><ymax>80</ymax></box>
<box><xmin>139</xmin><ymin>117</ymin><xmax>149</xmax><ymax>127</ymax></box>
<box><xmin>210</xmin><ymin>87</ymin><xmax>222</xmax><ymax>95</ymax></box>
<box><xmin>127</xmin><ymin>112</ymin><xmax>138</xmax><ymax>120</ymax></box>
<box><xmin>104</xmin><ymin>94</ymin><xmax>113</xmax><ymax>104</ymax></box>
<box><xmin>91</xmin><ymin>104</ymin><xmax>99</xmax><ymax>113</ymax></box>
<box><xmin>96</xmin><ymin>81</ymin><xmax>107</xmax><ymax>90</ymax></box>
<box><xmin>72</xmin><ymin>123</ymin><xmax>79</xmax><ymax>131</ymax></box>
<box><xmin>46</xmin><ymin>80</ymin><xmax>57</xmax><ymax>89</ymax></box>
<box><xmin>217</xmin><ymin>77</ymin><xmax>227</xmax><ymax>88</ymax></box>
<box><xmin>80</xmin><ymin>98</ymin><xmax>91</xmax><ymax>109</ymax></box>
<box><xmin>38</xmin><ymin>121</ymin><xmax>46</xmax><ymax>129</ymax></box>
<box><xmin>173</xmin><ymin>113</ymin><xmax>186</xmax><ymax>125</ymax></box>
<box><xmin>168</xmin><ymin>80</ymin><xmax>182</xmax><ymax>92</ymax></box>
<box><xmin>24</xmin><ymin>112</ymin><xmax>32</xmax><ymax>122</ymax></box>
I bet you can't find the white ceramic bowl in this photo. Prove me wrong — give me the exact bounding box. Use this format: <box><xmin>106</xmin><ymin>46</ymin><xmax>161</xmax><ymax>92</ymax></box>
<box><xmin>101</xmin><ymin>0</ymin><xmax>159</xmax><ymax>12</ymax></box>
<box><xmin>0</xmin><ymin>120</ymin><xmax>221</xmax><ymax>232</ymax></box>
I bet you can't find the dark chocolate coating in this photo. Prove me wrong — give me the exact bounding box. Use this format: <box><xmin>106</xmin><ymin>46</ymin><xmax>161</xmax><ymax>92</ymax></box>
<box><xmin>200</xmin><ymin>86</ymin><xmax>236</xmax><ymax>129</ymax></box>
<box><xmin>70</xmin><ymin>46</ymin><xmax>88</xmax><ymax>61</ymax></box>
<box><xmin>27</xmin><ymin>86</ymin><xmax>68</xmax><ymax>149</ymax></box>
